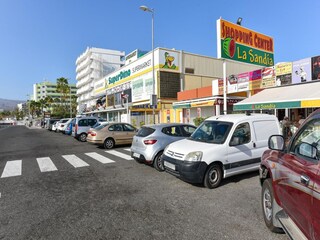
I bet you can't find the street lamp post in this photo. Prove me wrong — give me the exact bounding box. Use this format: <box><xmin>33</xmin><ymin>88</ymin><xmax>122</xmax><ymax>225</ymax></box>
<box><xmin>69</xmin><ymin>86</ymin><xmax>72</xmax><ymax>118</ymax></box>
<box><xmin>139</xmin><ymin>5</ymin><xmax>156</xmax><ymax>124</ymax></box>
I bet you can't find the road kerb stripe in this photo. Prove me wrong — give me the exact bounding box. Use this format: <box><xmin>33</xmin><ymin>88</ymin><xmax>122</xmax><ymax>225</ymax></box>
<box><xmin>37</xmin><ymin>157</ymin><xmax>58</xmax><ymax>172</ymax></box>
<box><xmin>1</xmin><ymin>160</ymin><xmax>22</xmax><ymax>178</ymax></box>
<box><xmin>62</xmin><ymin>155</ymin><xmax>89</xmax><ymax>168</ymax></box>
<box><xmin>106</xmin><ymin>150</ymin><xmax>133</xmax><ymax>160</ymax></box>
<box><xmin>85</xmin><ymin>152</ymin><xmax>115</xmax><ymax>164</ymax></box>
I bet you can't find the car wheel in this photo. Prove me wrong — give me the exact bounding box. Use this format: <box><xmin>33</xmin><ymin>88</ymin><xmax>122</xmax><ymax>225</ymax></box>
<box><xmin>104</xmin><ymin>138</ymin><xmax>115</xmax><ymax>149</ymax></box>
<box><xmin>79</xmin><ymin>133</ymin><xmax>87</xmax><ymax>142</ymax></box>
<box><xmin>153</xmin><ymin>151</ymin><xmax>165</xmax><ymax>172</ymax></box>
<box><xmin>262</xmin><ymin>179</ymin><xmax>283</xmax><ymax>233</ymax></box>
<box><xmin>204</xmin><ymin>164</ymin><xmax>222</xmax><ymax>189</ymax></box>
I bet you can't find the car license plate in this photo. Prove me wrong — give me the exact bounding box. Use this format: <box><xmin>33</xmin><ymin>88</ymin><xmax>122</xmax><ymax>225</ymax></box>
<box><xmin>133</xmin><ymin>152</ymin><xmax>140</xmax><ymax>158</ymax></box>
<box><xmin>164</xmin><ymin>161</ymin><xmax>175</xmax><ymax>170</ymax></box>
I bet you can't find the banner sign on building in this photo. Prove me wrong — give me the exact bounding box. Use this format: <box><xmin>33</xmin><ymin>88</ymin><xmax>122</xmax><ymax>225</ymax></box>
<box><xmin>261</xmin><ymin>67</ymin><xmax>276</xmax><ymax>88</ymax></box>
<box><xmin>159</xmin><ymin>50</ymin><xmax>180</xmax><ymax>71</ymax></box>
<box><xmin>217</xmin><ymin>18</ymin><xmax>274</xmax><ymax>67</ymax></box>
<box><xmin>249</xmin><ymin>69</ymin><xmax>262</xmax><ymax>90</ymax></box>
<box><xmin>131</xmin><ymin>72</ymin><xmax>154</xmax><ymax>102</ymax></box>
<box><xmin>292</xmin><ymin>58</ymin><xmax>311</xmax><ymax>84</ymax></box>
<box><xmin>275</xmin><ymin>62</ymin><xmax>292</xmax><ymax>86</ymax></box>
<box><xmin>311</xmin><ymin>55</ymin><xmax>320</xmax><ymax>80</ymax></box>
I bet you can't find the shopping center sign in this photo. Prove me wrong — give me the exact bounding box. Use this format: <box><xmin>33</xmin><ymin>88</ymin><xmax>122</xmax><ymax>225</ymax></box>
<box><xmin>217</xmin><ymin>19</ymin><xmax>274</xmax><ymax>67</ymax></box>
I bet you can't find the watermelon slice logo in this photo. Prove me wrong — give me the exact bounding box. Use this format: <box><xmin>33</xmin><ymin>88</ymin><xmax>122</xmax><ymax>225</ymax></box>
<box><xmin>223</xmin><ymin>38</ymin><xmax>236</xmax><ymax>58</ymax></box>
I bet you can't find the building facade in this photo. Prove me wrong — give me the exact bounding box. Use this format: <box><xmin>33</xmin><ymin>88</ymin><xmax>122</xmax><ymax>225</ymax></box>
<box><xmin>82</xmin><ymin>48</ymin><xmax>260</xmax><ymax>127</ymax></box>
<box><xmin>75</xmin><ymin>47</ymin><xmax>125</xmax><ymax>113</ymax></box>
<box><xmin>33</xmin><ymin>81</ymin><xmax>77</xmax><ymax>102</ymax></box>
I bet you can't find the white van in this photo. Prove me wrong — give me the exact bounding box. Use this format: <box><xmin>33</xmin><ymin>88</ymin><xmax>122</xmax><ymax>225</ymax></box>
<box><xmin>162</xmin><ymin>113</ymin><xmax>281</xmax><ymax>188</ymax></box>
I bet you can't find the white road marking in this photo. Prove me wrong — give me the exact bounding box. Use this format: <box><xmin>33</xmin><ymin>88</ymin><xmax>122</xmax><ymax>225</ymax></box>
<box><xmin>123</xmin><ymin>148</ymin><xmax>131</xmax><ymax>152</ymax></box>
<box><xmin>106</xmin><ymin>150</ymin><xmax>133</xmax><ymax>160</ymax></box>
<box><xmin>37</xmin><ymin>157</ymin><xmax>58</xmax><ymax>172</ymax></box>
<box><xmin>1</xmin><ymin>160</ymin><xmax>22</xmax><ymax>178</ymax></box>
<box><xmin>85</xmin><ymin>152</ymin><xmax>115</xmax><ymax>164</ymax></box>
<box><xmin>62</xmin><ymin>155</ymin><xmax>89</xmax><ymax>168</ymax></box>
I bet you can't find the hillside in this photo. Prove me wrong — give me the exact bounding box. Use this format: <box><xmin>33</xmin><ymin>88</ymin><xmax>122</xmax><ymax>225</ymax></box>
<box><xmin>0</xmin><ymin>98</ymin><xmax>25</xmax><ymax>111</ymax></box>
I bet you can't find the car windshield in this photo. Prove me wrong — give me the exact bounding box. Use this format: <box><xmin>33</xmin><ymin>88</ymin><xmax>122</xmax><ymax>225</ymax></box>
<box><xmin>190</xmin><ymin>121</ymin><xmax>233</xmax><ymax>144</ymax></box>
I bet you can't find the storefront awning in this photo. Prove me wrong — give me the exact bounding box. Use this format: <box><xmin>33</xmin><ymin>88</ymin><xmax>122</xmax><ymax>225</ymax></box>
<box><xmin>234</xmin><ymin>81</ymin><xmax>320</xmax><ymax>111</ymax></box>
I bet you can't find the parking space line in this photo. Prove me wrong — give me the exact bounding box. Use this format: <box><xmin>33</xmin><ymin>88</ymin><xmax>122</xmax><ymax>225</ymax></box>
<box><xmin>37</xmin><ymin>157</ymin><xmax>58</xmax><ymax>172</ymax></box>
<box><xmin>62</xmin><ymin>155</ymin><xmax>89</xmax><ymax>168</ymax></box>
<box><xmin>123</xmin><ymin>148</ymin><xmax>131</xmax><ymax>152</ymax></box>
<box><xmin>85</xmin><ymin>152</ymin><xmax>115</xmax><ymax>164</ymax></box>
<box><xmin>106</xmin><ymin>150</ymin><xmax>133</xmax><ymax>160</ymax></box>
<box><xmin>1</xmin><ymin>160</ymin><xmax>22</xmax><ymax>178</ymax></box>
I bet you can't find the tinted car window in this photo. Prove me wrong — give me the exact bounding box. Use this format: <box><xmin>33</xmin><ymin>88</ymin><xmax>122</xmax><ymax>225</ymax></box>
<box><xmin>123</xmin><ymin>124</ymin><xmax>135</xmax><ymax>132</ymax></box>
<box><xmin>108</xmin><ymin>125</ymin><xmax>115</xmax><ymax>131</ymax></box>
<box><xmin>78</xmin><ymin>119</ymin><xmax>88</xmax><ymax>127</ymax></box>
<box><xmin>231</xmin><ymin>122</ymin><xmax>251</xmax><ymax>145</ymax></box>
<box><xmin>114</xmin><ymin>124</ymin><xmax>123</xmax><ymax>131</ymax></box>
<box><xmin>162</xmin><ymin>126</ymin><xmax>182</xmax><ymax>137</ymax></box>
<box><xmin>137</xmin><ymin>127</ymin><xmax>155</xmax><ymax>137</ymax></box>
<box><xmin>88</xmin><ymin>119</ymin><xmax>97</xmax><ymax>127</ymax></box>
<box><xmin>182</xmin><ymin>125</ymin><xmax>197</xmax><ymax>137</ymax></box>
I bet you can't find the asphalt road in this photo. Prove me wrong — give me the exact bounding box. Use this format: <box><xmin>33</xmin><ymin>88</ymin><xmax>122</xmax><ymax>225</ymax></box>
<box><xmin>0</xmin><ymin>126</ymin><xmax>288</xmax><ymax>240</ymax></box>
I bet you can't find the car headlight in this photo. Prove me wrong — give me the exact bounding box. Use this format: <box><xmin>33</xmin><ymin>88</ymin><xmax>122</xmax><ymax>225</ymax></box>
<box><xmin>185</xmin><ymin>151</ymin><xmax>203</xmax><ymax>161</ymax></box>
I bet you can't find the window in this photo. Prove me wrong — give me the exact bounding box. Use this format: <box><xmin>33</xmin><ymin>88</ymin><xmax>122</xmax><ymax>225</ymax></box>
<box><xmin>230</xmin><ymin>123</ymin><xmax>251</xmax><ymax>146</ymax></box>
<box><xmin>185</xmin><ymin>68</ymin><xmax>195</xmax><ymax>74</ymax></box>
<box><xmin>137</xmin><ymin>127</ymin><xmax>155</xmax><ymax>137</ymax></box>
<box><xmin>78</xmin><ymin>119</ymin><xmax>88</xmax><ymax>127</ymax></box>
<box><xmin>190</xmin><ymin>121</ymin><xmax>232</xmax><ymax>144</ymax></box>
<box><xmin>290</xmin><ymin>118</ymin><xmax>320</xmax><ymax>161</ymax></box>
<box><xmin>182</xmin><ymin>125</ymin><xmax>197</xmax><ymax>137</ymax></box>
<box><xmin>162</xmin><ymin>126</ymin><xmax>182</xmax><ymax>137</ymax></box>
<box><xmin>123</xmin><ymin>124</ymin><xmax>135</xmax><ymax>132</ymax></box>
<box><xmin>113</xmin><ymin>124</ymin><xmax>123</xmax><ymax>131</ymax></box>
<box><xmin>88</xmin><ymin>119</ymin><xmax>97</xmax><ymax>127</ymax></box>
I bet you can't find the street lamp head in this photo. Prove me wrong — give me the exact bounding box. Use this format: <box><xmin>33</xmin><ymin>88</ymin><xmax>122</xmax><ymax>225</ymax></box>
<box><xmin>139</xmin><ymin>5</ymin><xmax>153</xmax><ymax>13</ymax></box>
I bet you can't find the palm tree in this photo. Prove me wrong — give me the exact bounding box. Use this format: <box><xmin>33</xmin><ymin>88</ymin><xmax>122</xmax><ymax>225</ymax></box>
<box><xmin>56</xmin><ymin>77</ymin><xmax>70</xmax><ymax>117</ymax></box>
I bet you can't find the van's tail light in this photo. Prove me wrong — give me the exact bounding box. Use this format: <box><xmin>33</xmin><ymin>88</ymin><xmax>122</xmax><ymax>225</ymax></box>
<box><xmin>144</xmin><ymin>139</ymin><xmax>157</xmax><ymax>145</ymax></box>
<box><xmin>75</xmin><ymin>124</ymin><xmax>78</xmax><ymax>133</ymax></box>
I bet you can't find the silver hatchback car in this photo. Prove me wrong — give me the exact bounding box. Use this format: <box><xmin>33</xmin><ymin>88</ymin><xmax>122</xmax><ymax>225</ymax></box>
<box><xmin>131</xmin><ymin>123</ymin><xmax>197</xmax><ymax>171</ymax></box>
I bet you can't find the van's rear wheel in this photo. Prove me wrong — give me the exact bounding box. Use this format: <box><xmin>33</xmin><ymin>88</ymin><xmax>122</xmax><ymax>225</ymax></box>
<box><xmin>204</xmin><ymin>164</ymin><xmax>222</xmax><ymax>189</ymax></box>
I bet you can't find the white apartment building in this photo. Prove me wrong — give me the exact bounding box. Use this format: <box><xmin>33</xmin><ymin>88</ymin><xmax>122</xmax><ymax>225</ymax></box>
<box><xmin>75</xmin><ymin>47</ymin><xmax>125</xmax><ymax>113</ymax></box>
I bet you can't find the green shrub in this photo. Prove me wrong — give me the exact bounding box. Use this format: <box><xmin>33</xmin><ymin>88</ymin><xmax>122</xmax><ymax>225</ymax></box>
<box><xmin>193</xmin><ymin>117</ymin><xmax>206</xmax><ymax>126</ymax></box>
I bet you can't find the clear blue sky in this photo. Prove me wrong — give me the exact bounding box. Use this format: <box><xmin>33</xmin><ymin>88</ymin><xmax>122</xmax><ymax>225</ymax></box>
<box><xmin>0</xmin><ymin>0</ymin><xmax>319</xmax><ymax>101</ymax></box>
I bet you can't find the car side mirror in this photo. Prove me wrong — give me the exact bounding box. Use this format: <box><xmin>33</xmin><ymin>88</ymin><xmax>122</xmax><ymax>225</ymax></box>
<box><xmin>268</xmin><ymin>135</ymin><xmax>285</xmax><ymax>150</ymax></box>
<box><xmin>296</xmin><ymin>142</ymin><xmax>319</xmax><ymax>160</ymax></box>
<box><xmin>230</xmin><ymin>136</ymin><xmax>240</xmax><ymax>146</ymax></box>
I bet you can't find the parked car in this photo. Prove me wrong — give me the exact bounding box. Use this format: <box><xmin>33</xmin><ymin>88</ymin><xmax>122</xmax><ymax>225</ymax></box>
<box><xmin>57</xmin><ymin>118</ymin><xmax>71</xmax><ymax>133</ymax></box>
<box><xmin>162</xmin><ymin>113</ymin><xmax>281</xmax><ymax>188</ymax></box>
<box><xmin>47</xmin><ymin>119</ymin><xmax>60</xmax><ymax>131</ymax></box>
<box><xmin>260</xmin><ymin>109</ymin><xmax>320</xmax><ymax>239</ymax></box>
<box><xmin>52</xmin><ymin>121</ymin><xmax>59</xmax><ymax>132</ymax></box>
<box><xmin>87</xmin><ymin>122</ymin><xmax>137</xmax><ymax>149</ymax></box>
<box><xmin>131</xmin><ymin>123</ymin><xmax>197</xmax><ymax>171</ymax></box>
<box><xmin>72</xmin><ymin>116</ymin><xmax>100</xmax><ymax>142</ymax></box>
<box><xmin>65</xmin><ymin>119</ymin><xmax>75</xmax><ymax>135</ymax></box>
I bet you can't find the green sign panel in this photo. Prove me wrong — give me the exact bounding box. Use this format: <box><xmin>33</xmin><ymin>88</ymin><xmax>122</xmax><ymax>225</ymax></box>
<box><xmin>234</xmin><ymin>101</ymin><xmax>301</xmax><ymax>111</ymax></box>
<box><xmin>221</xmin><ymin>40</ymin><xmax>274</xmax><ymax>67</ymax></box>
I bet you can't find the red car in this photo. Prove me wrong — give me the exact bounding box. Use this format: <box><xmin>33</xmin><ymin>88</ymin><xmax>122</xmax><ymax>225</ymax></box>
<box><xmin>260</xmin><ymin>109</ymin><xmax>320</xmax><ymax>240</ymax></box>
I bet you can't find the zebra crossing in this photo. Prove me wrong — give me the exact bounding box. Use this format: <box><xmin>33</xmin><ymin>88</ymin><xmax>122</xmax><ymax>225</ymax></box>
<box><xmin>0</xmin><ymin>148</ymin><xmax>133</xmax><ymax>179</ymax></box>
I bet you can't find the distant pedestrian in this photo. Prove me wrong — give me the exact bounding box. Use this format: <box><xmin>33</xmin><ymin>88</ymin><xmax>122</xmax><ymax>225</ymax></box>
<box><xmin>282</xmin><ymin>117</ymin><xmax>292</xmax><ymax>144</ymax></box>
